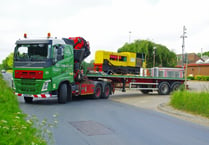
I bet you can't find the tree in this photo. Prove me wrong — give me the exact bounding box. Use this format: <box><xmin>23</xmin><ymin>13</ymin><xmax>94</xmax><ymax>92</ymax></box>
<box><xmin>7</xmin><ymin>53</ymin><xmax>14</xmax><ymax>69</ymax></box>
<box><xmin>197</xmin><ymin>51</ymin><xmax>209</xmax><ymax>57</ymax></box>
<box><xmin>202</xmin><ymin>51</ymin><xmax>209</xmax><ymax>57</ymax></box>
<box><xmin>118</xmin><ymin>40</ymin><xmax>177</xmax><ymax>68</ymax></box>
<box><xmin>1</xmin><ymin>53</ymin><xmax>14</xmax><ymax>70</ymax></box>
<box><xmin>2</xmin><ymin>58</ymin><xmax>8</xmax><ymax>70</ymax></box>
<box><xmin>81</xmin><ymin>60</ymin><xmax>94</xmax><ymax>74</ymax></box>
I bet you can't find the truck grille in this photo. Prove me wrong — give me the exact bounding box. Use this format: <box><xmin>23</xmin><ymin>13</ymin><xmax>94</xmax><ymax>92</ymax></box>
<box><xmin>15</xmin><ymin>79</ymin><xmax>42</xmax><ymax>94</ymax></box>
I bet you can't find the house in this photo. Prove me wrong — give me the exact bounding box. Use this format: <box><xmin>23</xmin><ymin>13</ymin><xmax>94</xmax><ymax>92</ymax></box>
<box><xmin>186</xmin><ymin>63</ymin><xmax>209</xmax><ymax>76</ymax></box>
<box><xmin>196</xmin><ymin>55</ymin><xmax>209</xmax><ymax>64</ymax></box>
<box><xmin>176</xmin><ymin>53</ymin><xmax>201</xmax><ymax>66</ymax></box>
<box><xmin>176</xmin><ymin>53</ymin><xmax>209</xmax><ymax>76</ymax></box>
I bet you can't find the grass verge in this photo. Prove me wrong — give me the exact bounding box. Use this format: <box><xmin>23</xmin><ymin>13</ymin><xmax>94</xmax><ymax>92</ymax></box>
<box><xmin>0</xmin><ymin>74</ymin><xmax>46</xmax><ymax>145</ymax></box>
<box><xmin>170</xmin><ymin>90</ymin><xmax>209</xmax><ymax>118</ymax></box>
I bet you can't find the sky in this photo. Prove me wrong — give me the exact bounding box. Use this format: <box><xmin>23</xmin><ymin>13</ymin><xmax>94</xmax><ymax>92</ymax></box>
<box><xmin>1</xmin><ymin>0</ymin><xmax>209</xmax><ymax>63</ymax></box>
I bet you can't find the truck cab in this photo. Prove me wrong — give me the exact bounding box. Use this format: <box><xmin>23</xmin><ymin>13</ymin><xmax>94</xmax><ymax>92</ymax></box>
<box><xmin>13</xmin><ymin>35</ymin><xmax>74</xmax><ymax>103</ymax></box>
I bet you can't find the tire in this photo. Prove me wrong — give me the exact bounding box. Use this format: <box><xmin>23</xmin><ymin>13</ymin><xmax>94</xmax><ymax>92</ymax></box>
<box><xmin>101</xmin><ymin>84</ymin><xmax>111</xmax><ymax>99</ymax></box>
<box><xmin>171</xmin><ymin>82</ymin><xmax>181</xmax><ymax>92</ymax></box>
<box><xmin>58</xmin><ymin>83</ymin><xmax>68</xmax><ymax>104</ymax></box>
<box><xmin>24</xmin><ymin>97</ymin><xmax>33</xmax><ymax>103</ymax></box>
<box><xmin>93</xmin><ymin>84</ymin><xmax>102</xmax><ymax>99</ymax></box>
<box><xmin>158</xmin><ymin>82</ymin><xmax>170</xmax><ymax>95</ymax></box>
<box><xmin>67</xmin><ymin>84</ymin><xmax>72</xmax><ymax>102</ymax></box>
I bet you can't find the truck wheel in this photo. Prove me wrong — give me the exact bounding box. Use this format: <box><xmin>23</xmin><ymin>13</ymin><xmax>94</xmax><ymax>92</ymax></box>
<box><xmin>101</xmin><ymin>84</ymin><xmax>111</xmax><ymax>99</ymax></box>
<box><xmin>93</xmin><ymin>84</ymin><xmax>102</xmax><ymax>99</ymax></box>
<box><xmin>171</xmin><ymin>82</ymin><xmax>181</xmax><ymax>92</ymax></box>
<box><xmin>158</xmin><ymin>82</ymin><xmax>170</xmax><ymax>95</ymax></box>
<box><xmin>24</xmin><ymin>97</ymin><xmax>33</xmax><ymax>103</ymax></box>
<box><xmin>58</xmin><ymin>83</ymin><xmax>68</xmax><ymax>104</ymax></box>
<box><xmin>67</xmin><ymin>84</ymin><xmax>72</xmax><ymax>102</ymax></box>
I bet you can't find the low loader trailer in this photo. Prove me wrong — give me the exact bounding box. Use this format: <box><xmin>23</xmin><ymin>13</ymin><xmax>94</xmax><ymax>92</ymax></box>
<box><xmin>12</xmin><ymin>34</ymin><xmax>185</xmax><ymax>103</ymax></box>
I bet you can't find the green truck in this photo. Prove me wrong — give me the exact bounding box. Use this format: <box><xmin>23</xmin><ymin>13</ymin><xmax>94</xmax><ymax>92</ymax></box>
<box><xmin>12</xmin><ymin>34</ymin><xmax>185</xmax><ymax>104</ymax></box>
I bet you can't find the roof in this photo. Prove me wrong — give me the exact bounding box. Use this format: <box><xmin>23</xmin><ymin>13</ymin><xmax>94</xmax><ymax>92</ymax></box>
<box><xmin>196</xmin><ymin>59</ymin><xmax>204</xmax><ymax>64</ymax></box>
<box><xmin>176</xmin><ymin>53</ymin><xmax>201</xmax><ymax>65</ymax></box>
<box><xmin>205</xmin><ymin>58</ymin><xmax>209</xmax><ymax>63</ymax></box>
<box><xmin>201</xmin><ymin>56</ymin><xmax>209</xmax><ymax>61</ymax></box>
<box><xmin>176</xmin><ymin>63</ymin><xmax>209</xmax><ymax>67</ymax></box>
<box><xmin>188</xmin><ymin>63</ymin><xmax>209</xmax><ymax>67</ymax></box>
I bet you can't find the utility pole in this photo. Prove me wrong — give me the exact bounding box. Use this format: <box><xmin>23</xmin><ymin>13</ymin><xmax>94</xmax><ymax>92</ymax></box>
<box><xmin>180</xmin><ymin>26</ymin><xmax>187</xmax><ymax>67</ymax></box>
<box><xmin>153</xmin><ymin>46</ymin><xmax>156</xmax><ymax>67</ymax></box>
<box><xmin>180</xmin><ymin>25</ymin><xmax>187</xmax><ymax>89</ymax></box>
<box><xmin>129</xmin><ymin>31</ymin><xmax>132</xmax><ymax>43</ymax></box>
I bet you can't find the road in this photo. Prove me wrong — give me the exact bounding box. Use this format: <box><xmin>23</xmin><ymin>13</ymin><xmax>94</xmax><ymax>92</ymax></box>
<box><xmin>187</xmin><ymin>81</ymin><xmax>209</xmax><ymax>92</ymax></box>
<box><xmin>2</xmin><ymin>72</ymin><xmax>209</xmax><ymax>145</ymax></box>
<box><xmin>2</xmin><ymin>72</ymin><xmax>12</xmax><ymax>87</ymax></box>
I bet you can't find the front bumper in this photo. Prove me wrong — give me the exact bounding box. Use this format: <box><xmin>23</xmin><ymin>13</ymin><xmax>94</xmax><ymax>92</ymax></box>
<box><xmin>15</xmin><ymin>92</ymin><xmax>57</xmax><ymax>98</ymax></box>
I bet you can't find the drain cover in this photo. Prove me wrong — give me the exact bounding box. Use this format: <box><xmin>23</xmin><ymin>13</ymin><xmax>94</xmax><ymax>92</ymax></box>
<box><xmin>69</xmin><ymin>120</ymin><xmax>113</xmax><ymax>136</ymax></box>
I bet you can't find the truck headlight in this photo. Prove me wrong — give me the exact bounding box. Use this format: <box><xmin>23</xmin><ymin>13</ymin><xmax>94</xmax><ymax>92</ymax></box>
<box><xmin>41</xmin><ymin>80</ymin><xmax>51</xmax><ymax>91</ymax></box>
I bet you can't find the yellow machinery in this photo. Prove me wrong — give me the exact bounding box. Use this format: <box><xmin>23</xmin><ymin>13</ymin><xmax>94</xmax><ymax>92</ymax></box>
<box><xmin>94</xmin><ymin>50</ymin><xmax>142</xmax><ymax>74</ymax></box>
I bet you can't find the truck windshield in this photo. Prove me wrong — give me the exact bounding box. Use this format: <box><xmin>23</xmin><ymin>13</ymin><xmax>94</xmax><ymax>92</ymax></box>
<box><xmin>14</xmin><ymin>44</ymin><xmax>51</xmax><ymax>61</ymax></box>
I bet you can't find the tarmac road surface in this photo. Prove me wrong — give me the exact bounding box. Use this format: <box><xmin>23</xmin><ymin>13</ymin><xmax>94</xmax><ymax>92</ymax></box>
<box><xmin>18</xmin><ymin>97</ymin><xmax>209</xmax><ymax>145</ymax></box>
<box><xmin>2</xmin><ymin>72</ymin><xmax>209</xmax><ymax>145</ymax></box>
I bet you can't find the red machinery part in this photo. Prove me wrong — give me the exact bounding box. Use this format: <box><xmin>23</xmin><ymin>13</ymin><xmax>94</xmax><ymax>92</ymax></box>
<box><xmin>69</xmin><ymin>37</ymin><xmax>86</xmax><ymax>50</ymax></box>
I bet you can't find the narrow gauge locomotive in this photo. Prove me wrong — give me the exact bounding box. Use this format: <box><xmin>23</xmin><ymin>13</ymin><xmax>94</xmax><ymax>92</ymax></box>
<box><xmin>94</xmin><ymin>50</ymin><xmax>143</xmax><ymax>74</ymax></box>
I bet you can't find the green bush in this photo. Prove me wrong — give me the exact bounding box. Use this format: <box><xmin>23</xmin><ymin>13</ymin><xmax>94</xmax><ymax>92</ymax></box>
<box><xmin>195</xmin><ymin>75</ymin><xmax>202</xmax><ymax>80</ymax></box>
<box><xmin>0</xmin><ymin>74</ymin><xmax>46</xmax><ymax>145</ymax></box>
<box><xmin>170</xmin><ymin>90</ymin><xmax>209</xmax><ymax>118</ymax></box>
<box><xmin>187</xmin><ymin>76</ymin><xmax>194</xmax><ymax>80</ymax></box>
<box><xmin>203</xmin><ymin>76</ymin><xmax>209</xmax><ymax>81</ymax></box>
<box><xmin>194</xmin><ymin>75</ymin><xmax>209</xmax><ymax>81</ymax></box>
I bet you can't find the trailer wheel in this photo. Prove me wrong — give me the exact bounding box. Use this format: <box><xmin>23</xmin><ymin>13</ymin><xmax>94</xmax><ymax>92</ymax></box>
<box><xmin>171</xmin><ymin>82</ymin><xmax>181</xmax><ymax>92</ymax></box>
<box><xmin>24</xmin><ymin>97</ymin><xmax>33</xmax><ymax>103</ymax></box>
<box><xmin>101</xmin><ymin>84</ymin><xmax>111</xmax><ymax>99</ymax></box>
<box><xmin>93</xmin><ymin>84</ymin><xmax>102</xmax><ymax>99</ymax></box>
<box><xmin>158</xmin><ymin>82</ymin><xmax>170</xmax><ymax>95</ymax></box>
<box><xmin>58</xmin><ymin>83</ymin><xmax>68</xmax><ymax>104</ymax></box>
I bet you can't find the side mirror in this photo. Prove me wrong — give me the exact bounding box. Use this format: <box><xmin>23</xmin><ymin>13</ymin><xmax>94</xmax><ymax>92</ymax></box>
<box><xmin>57</xmin><ymin>47</ymin><xmax>62</xmax><ymax>55</ymax></box>
<box><xmin>57</xmin><ymin>46</ymin><xmax>63</xmax><ymax>61</ymax></box>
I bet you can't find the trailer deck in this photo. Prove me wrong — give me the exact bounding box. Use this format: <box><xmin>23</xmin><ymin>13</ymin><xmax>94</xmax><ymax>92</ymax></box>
<box><xmin>87</xmin><ymin>67</ymin><xmax>185</xmax><ymax>95</ymax></box>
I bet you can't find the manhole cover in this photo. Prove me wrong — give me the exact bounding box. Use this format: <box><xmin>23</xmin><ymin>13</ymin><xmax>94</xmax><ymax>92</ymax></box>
<box><xmin>69</xmin><ymin>120</ymin><xmax>113</xmax><ymax>136</ymax></box>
